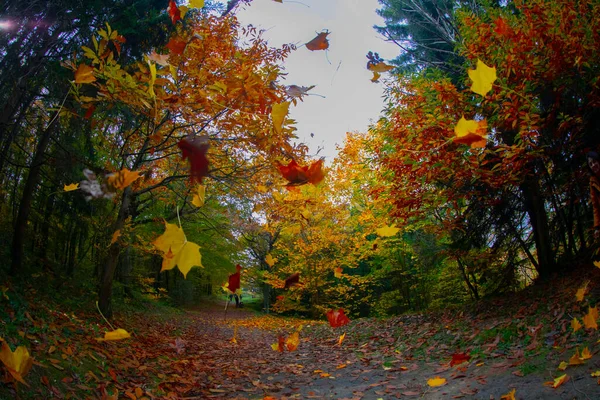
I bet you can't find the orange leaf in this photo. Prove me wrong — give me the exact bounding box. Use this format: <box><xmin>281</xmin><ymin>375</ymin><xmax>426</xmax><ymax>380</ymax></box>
<box><xmin>106</xmin><ymin>168</ymin><xmax>141</xmax><ymax>190</ymax></box>
<box><xmin>581</xmin><ymin>347</ymin><xmax>592</xmax><ymax>360</ymax></box>
<box><xmin>166</xmin><ymin>38</ymin><xmax>187</xmax><ymax>55</ymax></box>
<box><xmin>271</xmin><ymin>335</ymin><xmax>285</xmax><ymax>352</ymax></box>
<box><xmin>306</xmin><ymin>31</ymin><xmax>330</xmax><ymax>51</ymax></box>
<box><xmin>500</xmin><ymin>388</ymin><xmax>516</xmax><ymax>400</ymax></box>
<box><xmin>286</xmin><ymin>331</ymin><xmax>300</xmax><ymax>351</ymax></box>
<box><xmin>454</xmin><ymin>117</ymin><xmax>487</xmax><ymax>148</ymax></box>
<box><xmin>576</xmin><ymin>281</ymin><xmax>589</xmax><ymax>302</ymax></box>
<box><xmin>545</xmin><ymin>374</ymin><xmax>568</xmax><ymax>388</ymax></box>
<box><xmin>572</xmin><ymin>317</ymin><xmax>582</xmax><ymax>332</ymax></box>
<box><xmin>368</xmin><ymin>61</ymin><xmax>394</xmax><ymax>73</ymax></box>
<box><xmin>63</xmin><ymin>183</ymin><xmax>79</xmax><ymax>192</ymax></box>
<box><xmin>278</xmin><ymin>159</ymin><xmax>325</xmax><ymax>187</ymax></box>
<box><xmin>110</xmin><ymin>230</ymin><xmax>121</xmax><ymax>246</ymax></box>
<box><xmin>96</xmin><ymin>328</ymin><xmax>131</xmax><ymax>341</ymax></box>
<box><xmin>569</xmin><ymin>349</ymin><xmax>584</xmax><ymax>365</ymax></box>
<box><xmin>74</xmin><ymin>64</ymin><xmax>96</xmax><ymax>84</ymax></box>
<box><xmin>334</xmin><ymin>267</ymin><xmax>343</xmax><ymax>278</ymax></box>
<box><xmin>427</xmin><ymin>376</ymin><xmax>446</xmax><ymax>387</ymax></box>
<box><xmin>450</xmin><ymin>352</ymin><xmax>470</xmax><ymax>367</ymax></box>
<box><xmin>583</xmin><ymin>306</ymin><xmax>598</xmax><ymax>330</ymax></box>
<box><xmin>337</xmin><ymin>332</ymin><xmax>346</xmax><ymax>346</ymax></box>
<box><xmin>326</xmin><ymin>309</ymin><xmax>350</xmax><ymax>328</ymax></box>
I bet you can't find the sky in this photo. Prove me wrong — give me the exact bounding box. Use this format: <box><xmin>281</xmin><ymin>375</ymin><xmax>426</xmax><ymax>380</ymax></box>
<box><xmin>231</xmin><ymin>0</ymin><xmax>399</xmax><ymax>161</ymax></box>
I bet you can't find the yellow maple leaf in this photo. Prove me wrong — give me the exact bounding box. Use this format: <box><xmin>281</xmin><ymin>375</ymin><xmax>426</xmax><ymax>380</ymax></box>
<box><xmin>557</xmin><ymin>361</ymin><xmax>568</xmax><ymax>371</ymax></box>
<box><xmin>191</xmin><ymin>185</ymin><xmax>205</xmax><ymax>207</ymax></box>
<box><xmin>583</xmin><ymin>306</ymin><xmax>599</xmax><ymax>330</ymax></box>
<box><xmin>189</xmin><ymin>0</ymin><xmax>205</xmax><ymax>8</ymax></box>
<box><xmin>334</xmin><ymin>267</ymin><xmax>343</xmax><ymax>278</ymax></box>
<box><xmin>74</xmin><ymin>63</ymin><xmax>96</xmax><ymax>84</ymax></box>
<box><xmin>110</xmin><ymin>230</ymin><xmax>121</xmax><ymax>246</ymax></box>
<box><xmin>569</xmin><ymin>349</ymin><xmax>584</xmax><ymax>365</ymax></box>
<box><xmin>572</xmin><ymin>317</ymin><xmax>582</xmax><ymax>332</ymax></box>
<box><xmin>106</xmin><ymin>168</ymin><xmax>141</xmax><ymax>190</ymax></box>
<box><xmin>427</xmin><ymin>376</ymin><xmax>446</xmax><ymax>387</ymax></box>
<box><xmin>338</xmin><ymin>332</ymin><xmax>346</xmax><ymax>346</ymax></box>
<box><xmin>0</xmin><ymin>341</ymin><xmax>34</xmax><ymax>385</ymax></box>
<box><xmin>594</xmin><ymin>261</ymin><xmax>600</xmax><ymax>269</ymax></box>
<box><xmin>576</xmin><ymin>281</ymin><xmax>589</xmax><ymax>302</ymax></box>
<box><xmin>468</xmin><ymin>59</ymin><xmax>497</xmax><ymax>97</ymax></box>
<box><xmin>376</xmin><ymin>224</ymin><xmax>400</xmax><ymax>237</ymax></box>
<box><xmin>581</xmin><ymin>347</ymin><xmax>592</xmax><ymax>360</ymax></box>
<box><xmin>96</xmin><ymin>328</ymin><xmax>131</xmax><ymax>341</ymax></box>
<box><xmin>368</xmin><ymin>62</ymin><xmax>395</xmax><ymax>73</ymax></box>
<box><xmin>152</xmin><ymin>221</ymin><xmax>203</xmax><ymax>278</ymax></box>
<box><xmin>271</xmin><ymin>101</ymin><xmax>290</xmax><ymax>135</ymax></box>
<box><xmin>63</xmin><ymin>183</ymin><xmax>79</xmax><ymax>192</ymax></box>
<box><xmin>500</xmin><ymin>388</ymin><xmax>516</xmax><ymax>400</ymax></box>
<box><xmin>286</xmin><ymin>331</ymin><xmax>300</xmax><ymax>351</ymax></box>
<box><xmin>454</xmin><ymin>117</ymin><xmax>487</xmax><ymax>148</ymax></box>
<box><xmin>545</xmin><ymin>374</ymin><xmax>568</xmax><ymax>388</ymax></box>
<box><xmin>265</xmin><ymin>254</ymin><xmax>277</xmax><ymax>267</ymax></box>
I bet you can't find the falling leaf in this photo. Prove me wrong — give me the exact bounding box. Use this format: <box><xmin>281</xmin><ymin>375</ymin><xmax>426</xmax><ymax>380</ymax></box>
<box><xmin>572</xmin><ymin>317</ymin><xmax>582</xmax><ymax>332</ymax></box>
<box><xmin>178</xmin><ymin>135</ymin><xmax>210</xmax><ymax>183</ymax></box>
<box><xmin>454</xmin><ymin>117</ymin><xmax>488</xmax><ymax>148</ymax></box>
<box><xmin>271</xmin><ymin>101</ymin><xmax>290</xmax><ymax>135</ymax></box>
<box><xmin>148</xmin><ymin>50</ymin><xmax>170</xmax><ymax>66</ymax></box>
<box><xmin>110</xmin><ymin>230</ymin><xmax>121</xmax><ymax>246</ymax></box>
<box><xmin>96</xmin><ymin>328</ymin><xmax>131</xmax><ymax>341</ymax></box>
<box><xmin>334</xmin><ymin>267</ymin><xmax>343</xmax><ymax>278</ymax></box>
<box><xmin>189</xmin><ymin>0</ymin><xmax>205</xmax><ymax>8</ymax></box>
<box><xmin>265</xmin><ymin>254</ymin><xmax>277</xmax><ymax>267</ymax></box>
<box><xmin>286</xmin><ymin>85</ymin><xmax>316</xmax><ymax>99</ymax></box>
<box><xmin>271</xmin><ymin>335</ymin><xmax>285</xmax><ymax>352</ymax></box>
<box><xmin>337</xmin><ymin>333</ymin><xmax>346</xmax><ymax>346</ymax></box>
<box><xmin>368</xmin><ymin>62</ymin><xmax>394</xmax><ymax>73</ymax></box>
<box><xmin>468</xmin><ymin>59</ymin><xmax>497</xmax><ymax>97</ymax></box>
<box><xmin>583</xmin><ymin>306</ymin><xmax>599</xmax><ymax>330</ymax></box>
<box><xmin>306</xmin><ymin>31</ymin><xmax>330</xmax><ymax>51</ymax></box>
<box><xmin>284</xmin><ymin>272</ymin><xmax>300</xmax><ymax>289</ymax></box>
<box><xmin>581</xmin><ymin>347</ymin><xmax>592</xmax><ymax>360</ymax></box>
<box><xmin>326</xmin><ymin>309</ymin><xmax>350</xmax><ymax>328</ymax></box>
<box><xmin>286</xmin><ymin>331</ymin><xmax>300</xmax><ymax>351</ymax></box>
<box><xmin>191</xmin><ymin>185</ymin><xmax>205</xmax><ymax>207</ymax></box>
<box><xmin>0</xmin><ymin>341</ymin><xmax>33</xmax><ymax>385</ymax></box>
<box><xmin>63</xmin><ymin>183</ymin><xmax>79</xmax><ymax>192</ymax></box>
<box><xmin>376</xmin><ymin>224</ymin><xmax>399</xmax><ymax>237</ymax></box>
<box><xmin>427</xmin><ymin>376</ymin><xmax>447</xmax><ymax>387</ymax></box>
<box><xmin>106</xmin><ymin>168</ymin><xmax>141</xmax><ymax>190</ymax></box>
<box><xmin>569</xmin><ymin>348</ymin><xmax>584</xmax><ymax>365</ymax></box>
<box><xmin>167</xmin><ymin>0</ymin><xmax>181</xmax><ymax>24</ymax></box>
<box><xmin>148</xmin><ymin>60</ymin><xmax>157</xmax><ymax>97</ymax></box>
<box><xmin>545</xmin><ymin>374</ymin><xmax>568</xmax><ymax>388</ymax></box>
<box><xmin>166</xmin><ymin>38</ymin><xmax>187</xmax><ymax>55</ymax></box>
<box><xmin>594</xmin><ymin>261</ymin><xmax>600</xmax><ymax>269</ymax></box>
<box><xmin>278</xmin><ymin>159</ymin><xmax>325</xmax><ymax>187</ymax></box>
<box><xmin>152</xmin><ymin>221</ymin><xmax>203</xmax><ymax>278</ymax></box>
<box><xmin>74</xmin><ymin>63</ymin><xmax>96</xmax><ymax>84</ymax></box>
<box><xmin>227</xmin><ymin>265</ymin><xmax>242</xmax><ymax>294</ymax></box>
<box><xmin>178</xmin><ymin>5</ymin><xmax>188</xmax><ymax>18</ymax></box>
<box><xmin>450</xmin><ymin>352</ymin><xmax>471</xmax><ymax>367</ymax></box>
<box><xmin>500</xmin><ymin>388</ymin><xmax>516</xmax><ymax>400</ymax></box>
<box><xmin>371</xmin><ymin>71</ymin><xmax>381</xmax><ymax>82</ymax></box>
<box><xmin>576</xmin><ymin>281</ymin><xmax>589</xmax><ymax>302</ymax></box>
<box><xmin>557</xmin><ymin>361</ymin><xmax>568</xmax><ymax>371</ymax></box>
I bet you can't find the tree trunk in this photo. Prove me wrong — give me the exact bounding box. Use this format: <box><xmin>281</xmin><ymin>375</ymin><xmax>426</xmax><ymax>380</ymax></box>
<box><xmin>10</xmin><ymin>115</ymin><xmax>58</xmax><ymax>275</ymax></box>
<box><xmin>98</xmin><ymin>188</ymin><xmax>133</xmax><ymax>319</ymax></box>
<box><xmin>520</xmin><ymin>176</ymin><xmax>555</xmax><ymax>279</ymax></box>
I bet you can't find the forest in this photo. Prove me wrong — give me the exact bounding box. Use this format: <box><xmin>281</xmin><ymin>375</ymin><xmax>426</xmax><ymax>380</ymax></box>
<box><xmin>2</xmin><ymin>0</ymin><xmax>600</xmax><ymax>398</ymax></box>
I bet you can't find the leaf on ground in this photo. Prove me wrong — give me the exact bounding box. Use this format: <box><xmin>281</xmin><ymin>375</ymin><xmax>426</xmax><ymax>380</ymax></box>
<box><xmin>583</xmin><ymin>306</ymin><xmax>598</xmax><ymax>330</ymax></box>
<box><xmin>286</xmin><ymin>331</ymin><xmax>300</xmax><ymax>351</ymax></box>
<box><xmin>96</xmin><ymin>328</ymin><xmax>131</xmax><ymax>341</ymax></box>
<box><xmin>569</xmin><ymin>348</ymin><xmax>584</xmax><ymax>365</ymax></box>
<box><xmin>558</xmin><ymin>361</ymin><xmax>568</xmax><ymax>371</ymax></box>
<box><xmin>544</xmin><ymin>374</ymin><xmax>568</xmax><ymax>388</ymax></box>
<box><xmin>271</xmin><ymin>335</ymin><xmax>285</xmax><ymax>352</ymax></box>
<box><xmin>500</xmin><ymin>388</ymin><xmax>516</xmax><ymax>400</ymax></box>
<box><xmin>576</xmin><ymin>281</ymin><xmax>589</xmax><ymax>302</ymax></box>
<box><xmin>450</xmin><ymin>352</ymin><xmax>470</xmax><ymax>366</ymax></box>
<box><xmin>572</xmin><ymin>317</ymin><xmax>582</xmax><ymax>332</ymax></box>
<box><xmin>427</xmin><ymin>376</ymin><xmax>446</xmax><ymax>387</ymax></box>
<box><xmin>581</xmin><ymin>347</ymin><xmax>592</xmax><ymax>360</ymax></box>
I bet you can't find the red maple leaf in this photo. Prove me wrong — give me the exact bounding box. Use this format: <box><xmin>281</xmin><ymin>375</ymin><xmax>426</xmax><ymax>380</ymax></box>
<box><xmin>283</xmin><ymin>272</ymin><xmax>300</xmax><ymax>289</ymax></box>
<box><xmin>277</xmin><ymin>159</ymin><xmax>325</xmax><ymax>187</ymax></box>
<box><xmin>166</xmin><ymin>38</ymin><xmax>187</xmax><ymax>55</ymax></box>
<box><xmin>326</xmin><ymin>309</ymin><xmax>350</xmax><ymax>328</ymax></box>
<box><xmin>227</xmin><ymin>264</ymin><xmax>242</xmax><ymax>293</ymax></box>
<box><xmin>178</xmin><ymin>135</ymin><xmax>210</xmax><ymax>183</ymax></box>
<box><xmin>450</xmin><ymin>352</ymin><xmax>471</xmax><ymax>366</ymax></box>
<box><xmin>167</xmin><ymin>0</ymin><xmax>181</xmax><ymax>24</ymax></box>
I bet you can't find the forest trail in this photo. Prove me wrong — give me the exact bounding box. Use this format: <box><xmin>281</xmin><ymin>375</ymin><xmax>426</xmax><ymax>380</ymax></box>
<box><xmin>3</xmin><ymin>268</ymin><xmax>600</xmax><ymax>400</ymax></box>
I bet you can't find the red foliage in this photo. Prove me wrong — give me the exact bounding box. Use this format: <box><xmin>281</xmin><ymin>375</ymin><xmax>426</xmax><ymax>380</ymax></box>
<box><xmin>166</xmin><ymin>38</ymin><xmax>187</xmax><ymax>55</ymax></box>
<box><xmin>178</xmin><ymin>136</ymin><xmax>210</xmax><ymax>183</ymax></box>
<box><xmin>167</xmin><ymin>0</ymin><xmax>181</xmax><ymax>25</ymax></box>
<box><xmin>326</xmin><ymin>309</ymin><xmax>350</xmax><ymax>328</ymax></box>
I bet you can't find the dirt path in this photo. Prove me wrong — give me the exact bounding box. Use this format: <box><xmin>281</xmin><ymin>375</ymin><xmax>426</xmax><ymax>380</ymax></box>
<box><xmin>154</xmin><ymin>303</ymin><xmax>600</xmax><ymax>399</ymax></box>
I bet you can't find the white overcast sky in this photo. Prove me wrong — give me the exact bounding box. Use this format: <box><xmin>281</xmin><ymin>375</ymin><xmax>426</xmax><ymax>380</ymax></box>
<box><xmin>230</xmin><ymin>0</ymin><xmax>399</xmax><ymax>161</ymax></box>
